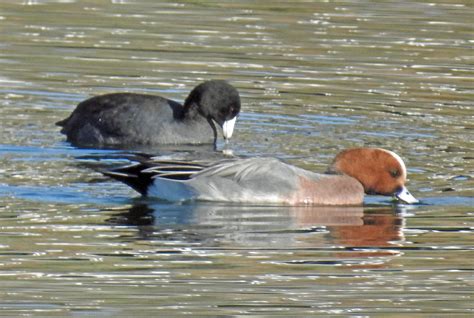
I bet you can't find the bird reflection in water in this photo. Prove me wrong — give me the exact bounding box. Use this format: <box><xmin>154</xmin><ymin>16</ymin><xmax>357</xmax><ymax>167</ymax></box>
<box><xmin>291</xmin><ymin>205</ymin><xmax>405</xmax><ymax>268</ymax></box>
<box><xmin>107</xmin><ymin>201</ymin><xmax>404</xmax><ymax>263</ymax></box>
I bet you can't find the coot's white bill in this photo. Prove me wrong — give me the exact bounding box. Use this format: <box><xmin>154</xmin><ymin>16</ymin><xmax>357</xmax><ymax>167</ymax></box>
<box><xmin>222</xmin><ymin>116</ymin><xmax>237</xmax><ymax>140</ymax></box>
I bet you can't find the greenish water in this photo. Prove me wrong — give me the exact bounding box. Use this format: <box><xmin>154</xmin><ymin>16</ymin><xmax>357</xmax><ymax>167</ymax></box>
<box><xmin>0</xmin><ymin>0</ymin><xmax>472</xmax><ymax>316</ymax></box>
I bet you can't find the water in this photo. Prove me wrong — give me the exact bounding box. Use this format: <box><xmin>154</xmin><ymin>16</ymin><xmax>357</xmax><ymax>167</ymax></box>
<box><xmin>0</xmin><ymin>0</ymin><xmax>473</xmax><ymax>316</ymax></box>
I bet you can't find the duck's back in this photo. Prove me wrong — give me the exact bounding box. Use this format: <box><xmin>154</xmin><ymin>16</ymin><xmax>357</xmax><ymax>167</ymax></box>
<box><xmin>186</xmin><ymin>158</ymin><xmax>311</xmax><ymax>204</ymax></box>
<box><xmin>187</xmin><ymin>157</ymin><xmax>364</xmax><ymax>205</ymax></box>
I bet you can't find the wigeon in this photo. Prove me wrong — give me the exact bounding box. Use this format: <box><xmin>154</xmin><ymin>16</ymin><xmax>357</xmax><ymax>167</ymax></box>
<box><xmin>102</xmin><ymin>147</ymin><xmax>418</xmax><ymax>205</ymax></box>
<box><xmin>56</xmin><ymin>80</ymin><xmax>240</xmax><ymax>147</ymax></box>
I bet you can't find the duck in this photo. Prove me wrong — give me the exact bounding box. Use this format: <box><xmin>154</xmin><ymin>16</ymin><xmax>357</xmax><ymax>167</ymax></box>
<box><xmin>102</xmin><ymin>147</ymin><xmax>418</xmax><ymax>205</ymax></box>
<box><xmin>56</xmin><ymin>80</ymin><xmax>241</xmax><ymax>147</ymax></box>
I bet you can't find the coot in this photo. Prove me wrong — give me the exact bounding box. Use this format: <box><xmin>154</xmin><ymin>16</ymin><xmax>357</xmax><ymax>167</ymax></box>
<box><xmin>56</xmin><ymin>80</ymin><xmax>240</xmax><ymax>147</ymax></box>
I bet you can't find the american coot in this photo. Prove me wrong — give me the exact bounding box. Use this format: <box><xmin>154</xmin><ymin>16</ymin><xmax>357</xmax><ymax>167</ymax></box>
<box><xmin>102</xmin><ymin>148</ymin><xmax>419</xmax><ymax>205</ymax></box>
<box><xmin>56</xmin><ymin>80</ymin><xmax>241</xmax><ymax>147</ymax></box>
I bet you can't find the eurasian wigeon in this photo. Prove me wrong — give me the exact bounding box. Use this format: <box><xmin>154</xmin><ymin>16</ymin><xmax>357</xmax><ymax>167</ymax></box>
<box><xmin>56</xmin><ymin>80</ymin><xmax>240</xmax><ymax>147</ymax></box>
<box><xmin>102</xmin><ymin>147</ymin><xmax>418</xmax><ymax>205</ymax></box>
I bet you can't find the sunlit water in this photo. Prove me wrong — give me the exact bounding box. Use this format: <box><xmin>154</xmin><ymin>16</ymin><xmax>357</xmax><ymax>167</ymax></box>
<box><xmin>0</xmin><ymin>0</ymin><xmax>473</xmax><ymax>316</ymax></box>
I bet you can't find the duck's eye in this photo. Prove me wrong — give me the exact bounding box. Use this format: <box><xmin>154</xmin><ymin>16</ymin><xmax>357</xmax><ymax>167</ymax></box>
<box><xmin>390</xmin><ymin>169</ymin><xmax>400</xmax><ymax>178</ymax></box>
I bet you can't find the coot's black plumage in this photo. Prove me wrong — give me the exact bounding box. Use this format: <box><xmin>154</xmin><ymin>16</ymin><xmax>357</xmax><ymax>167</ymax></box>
<box><xmin>56</xmin><ymin>80</ymin><xmax>240</xmax><ymax>147</ymax></box>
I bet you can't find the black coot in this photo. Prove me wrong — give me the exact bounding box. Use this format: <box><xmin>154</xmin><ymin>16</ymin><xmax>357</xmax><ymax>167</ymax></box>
<box><xmin>56</xmin><ymin>80</ymin><xmax>240</xmax><ymax>147</ymax></box>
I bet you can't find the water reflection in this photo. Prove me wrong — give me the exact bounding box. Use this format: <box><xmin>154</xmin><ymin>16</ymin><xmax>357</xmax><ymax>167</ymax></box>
<box><xmin>107</xmin><ymin>202</ymin><xmax>404</xmax><ymax>252</ymax></box>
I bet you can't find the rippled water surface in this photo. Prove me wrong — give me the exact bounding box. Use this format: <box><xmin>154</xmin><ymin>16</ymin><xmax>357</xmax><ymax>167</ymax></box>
<box><xmin>0</xmin><ymin>0</ymin><xmax>473</xmax><ymax>316</ymax></box>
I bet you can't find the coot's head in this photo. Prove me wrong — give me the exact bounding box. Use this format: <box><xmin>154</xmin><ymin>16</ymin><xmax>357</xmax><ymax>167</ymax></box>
<box><xmin>184</xmin><ymin>80</ymin><xmax>241</xmax><ymax>141</ymax></box>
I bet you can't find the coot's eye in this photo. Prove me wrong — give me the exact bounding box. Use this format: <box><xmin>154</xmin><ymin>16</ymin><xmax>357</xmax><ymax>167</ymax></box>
<box><xmin>231</xmin><ymin>107</ymin><xmax>239</xmax><ymax>117</ymax></box>
<box><xmin>390</xmin><ymin>169</ymin><xmax>400</xmax><ymax>178</ymax></box>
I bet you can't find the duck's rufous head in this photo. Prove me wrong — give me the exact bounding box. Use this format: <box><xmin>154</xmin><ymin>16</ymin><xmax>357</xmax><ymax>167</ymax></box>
<box><xmin>329</xmin><ymin>148</ymin><xmax>418</xmax><ymax>204</ymax></box>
